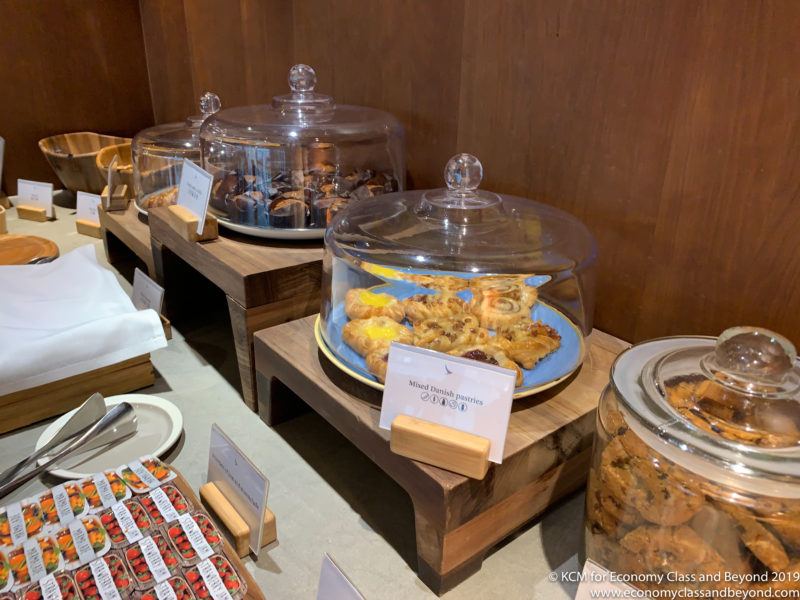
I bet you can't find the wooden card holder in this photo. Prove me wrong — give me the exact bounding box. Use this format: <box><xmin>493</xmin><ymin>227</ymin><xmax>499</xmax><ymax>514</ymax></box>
<box><xmin>390</xmin><ymin>414</ymin><xmax>491</xmax><ymax>480</ymax></box>
<box><xmin>199</xmin><ymin>482</ymin><xmax>277</xmax><ymax>558</ymax></box>
<box><xmin>0</xmin><ymin>205</ymin><xmax>6</xmax><ymax>234</ymax></box>
<box><xmin>101</xmin><ymin>184</ymin><xmax>129</xmax><ymax>212</ymax></box>
<box><xmin>0</xmin><ymin>194</ymin><xmax>9</xmax><ymax>209</ymax></box>
<box><xmin>159</xmin><ymin>313</ymin><xmax>172</xmax><ymax>340</ymax></box>
<box><xmin>166</xmin><ymin>204</ymin><xmax>218</xmax><ymax>242</ymax></box>
<box><xmin>17</xmin><ymin>205</ymin><xmax>49</xmax><ymax>222</ymax></box>
<box><xmin>76</xmin><ymin>219</ymin><xmax>102</xmax><ymax>238</ymax></box>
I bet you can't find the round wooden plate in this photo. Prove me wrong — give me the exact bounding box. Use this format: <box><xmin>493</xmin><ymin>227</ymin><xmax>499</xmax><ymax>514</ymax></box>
<box><xmin>0</xmin><ymin>233</ymin><xmax>59</xmax><ymax>265</ymax></box>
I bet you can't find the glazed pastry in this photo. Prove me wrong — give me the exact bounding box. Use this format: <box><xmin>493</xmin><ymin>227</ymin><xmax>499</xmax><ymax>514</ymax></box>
<box><xmin>494</xmin><ymin>317</ymin><xmax>561</xmax><ymax>369</ymax></box>
<box><xmin>469</xmin><ymin>274</ymin><xmax>534</xmax><ymax>291</ymax></box>
<box><xmin>402</xmin><ymin>293</ymin><xmax>468</xmax><ymax>324</ymax></box>
<box><xmin>269</xmin><ymin>196</ymin><xmax>309</xmax><ymax>228</ymax></box>
<box><xmin>345</xmin><ymin>288</ymin><xmax>405</xmax><ymax>321</ymax></box>
<box><xmin>342</xmin><ymin>317</ymin><xmax>413</xmax><ymax>357</ymax></box>
<box><xmin>142</xmin><ymin>186</ymin><xmax>178</xmax><ymax>209</ymax></box>
<box><xmin>469</xmin><ymin>295</ymin><xmax>530</xmax><ymax>330</ymax></box>
<box><xmin>469</xmin><ymin>280</ymin><xmax>537</xmax><ymax>308</ymax></box>
<box><xmin>365</xmin><ymin>349</ymin><xmax>390</xmax><ymax>383</ymax></box>
<box><xmin>412</xmin><ymin>315</ymin><xmax>491</xmax><ymax>352</ymax></box>
<box><xmin>414</xmin><ymin>274</ymin><xmax>469</xmax><ymax>293</ymax></box>
<box><xmin>447</xmin><ymin>344</ymin><xmax>523</xmax><ymax>386</ymax></box>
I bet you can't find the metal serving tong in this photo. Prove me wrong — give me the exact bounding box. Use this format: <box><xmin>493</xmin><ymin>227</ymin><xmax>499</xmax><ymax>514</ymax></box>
<box><xmin>0</xmin><ymin>398</ymin><xmax>137</xmax><ymax>499</ymax></box>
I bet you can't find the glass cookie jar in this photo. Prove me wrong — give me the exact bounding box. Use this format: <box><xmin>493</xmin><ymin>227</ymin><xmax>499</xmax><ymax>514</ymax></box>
<box><xmin>199</xmin><ymin>64</ymin><xmax>404</xmax><ymax>239</ymax></box>
<box><xmin>585</xmin><ymin>326</ymin><xmax>800</xmax><ymax>593</ymax></box>
<box><xmin>132</xmin><ymin>92</ymin><xmax>221</xmax><ymax>214</ymax></box>
<box><xmin>319</xmin><ymin>153</ymin><xmax>597</xmax><ymax>398</ymax></box>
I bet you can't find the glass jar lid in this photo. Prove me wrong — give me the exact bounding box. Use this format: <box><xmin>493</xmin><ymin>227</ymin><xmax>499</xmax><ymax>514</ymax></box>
<box><xmin>327</xmin><ymin>153</ymin><xmax>596</xmax><ymax>276</ymax></box>
<box><xmin>611</xmin><ymin>327</ymin><xmax>800</xmax><ymax>495</ymax></box>
<box><xmin>200</xmin><ymin>64</ymin><xmax>402</xmax><ymax>144</ymax></box>
<box><xmin>133</xmin><ymin>92</ymin><xmax>221</xmax><ymax>154</ymax></box>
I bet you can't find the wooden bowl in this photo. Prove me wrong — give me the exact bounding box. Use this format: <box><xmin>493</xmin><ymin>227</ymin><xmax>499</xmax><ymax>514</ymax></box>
<box><xmin>96</xmin><ymin>142</ymin><xmax>134</xmax><ymax>196</ymax></box>
<box><xmin>38</xmin><ymin>132</ymin><xmax>130</xmax><ymax>194</ymax></box>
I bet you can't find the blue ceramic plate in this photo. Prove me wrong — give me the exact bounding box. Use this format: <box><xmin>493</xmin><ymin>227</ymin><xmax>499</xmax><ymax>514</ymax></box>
<box><xmin>317</xmin><ymin>272</ymin><xmax>585</xmax><ymax>399</ymax></box>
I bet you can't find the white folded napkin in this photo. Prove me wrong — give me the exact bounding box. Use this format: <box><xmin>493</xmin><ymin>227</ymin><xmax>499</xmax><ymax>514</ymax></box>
<box><xmin>0</xmin><ymin>245</ymin><xmax>167</xmax><ymax>395</ymax></box>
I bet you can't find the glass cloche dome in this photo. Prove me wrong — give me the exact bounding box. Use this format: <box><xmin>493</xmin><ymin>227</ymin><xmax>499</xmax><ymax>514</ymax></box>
<box><xmin>318</xmin><ymin>153</ymin><xmax>598</xmax><ymax>397</ymax></box>
<box><xmin>132</xmin><ymin>92</ymin><xmax>221</xmax><ymax>214</ymax></box>
<box><xmin>200</xmin><ymin>64</ymin><xmax>405</xmax><ymax>239</ymax></box>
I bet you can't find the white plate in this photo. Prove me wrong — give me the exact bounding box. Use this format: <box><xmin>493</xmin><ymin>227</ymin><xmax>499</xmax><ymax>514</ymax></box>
<box><xmin>35</xmin><ymin>394</ymin><xmax>183</xmax><ymax>480</ymax></box>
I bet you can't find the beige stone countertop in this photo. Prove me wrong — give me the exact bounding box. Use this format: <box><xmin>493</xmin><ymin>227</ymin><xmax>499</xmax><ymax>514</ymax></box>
<box><xmin>0</xmin><ymin>197</ymin><xmax>584</xmax><ymax>599</ymax></box>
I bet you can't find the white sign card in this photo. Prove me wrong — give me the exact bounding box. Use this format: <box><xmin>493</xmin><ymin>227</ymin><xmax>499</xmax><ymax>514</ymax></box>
<box><xmin>175</xmin><ymin>159</ymin><xmax>213</xmax><ymax>234</ymax></box>
<box><xmin>68</xmin><ymin>518</ymin><xmax>97</xmax><ymax>565</ymax></box>
<box><xmin>379</xmin><ymin>343</ymin><xmax>515</xmax><ymax>463</ymax></box>
<box><xmin>24</xmin><ymin>537</ymin><xmax>48</xmax><ymax>581</ymax></box>
<box><xmin>132</xmin><ymin>267</ymin><xmax>165</xmax><ymax>313</ymax></box>
<box><xmin>207</xmin><ymin>424</ymin><xmax>269</xmax><ymax>556</ymax></box>
<box><xmin>111</xmin><ymin>502</ymin><xmax>143</xmax><ymax>544</ymax></box>
<box><xmin>76</xmin><ymin>191</ymin><xmax>102</xmax><ymax>224</ymax></box>
<box><xmin>316</xmin><ymin>554</ymin><xmax>365</xmax><ymax>600</ymax></box>
<box><xmin>92</xmin><ymin>473</ymin><xmax>118</xmax><ymax>508</ymax></box>
<box><xmin>17</xmin><ymin>178</ymin><xmax>54</xmax><ymax>217</ymax></box>
<box><xmin>6</xmin><ymin>501</ymin><xmax>27</xmax><ymax>546</ymax></box>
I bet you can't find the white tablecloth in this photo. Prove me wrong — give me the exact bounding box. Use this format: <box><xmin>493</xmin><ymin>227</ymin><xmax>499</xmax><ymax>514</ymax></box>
<box><xmin>0</xmin><ymin>245</ymin><xmax>167</xmax><ymax>395</ymax></box>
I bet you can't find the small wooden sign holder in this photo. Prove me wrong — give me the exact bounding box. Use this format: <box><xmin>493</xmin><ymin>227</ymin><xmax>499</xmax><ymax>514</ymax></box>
<box><xmin>76</xmin><ymin>219</ymin><xmax>102</xmax><ymax>239</ymax></box>
<box><xmin>199</xmin><ymin>482</ymin><xmax>277</xmax><ymax>558</ymax></box>
<box><xmin>101</xmin><ymin>184</ymin><xmax>129</xmax><ymax>212</ymax></box>
<box><xmin>0</xmin><ymin>193</ymin><xmax>9</xmax><ymax>209</ymax></box>
<box><xmin>0</xmin><ymin>205</ymin><xmax>6</xmax><ymax>234</ymax></box>
<box><xmin>17</xmin><ymin>205</ymin><xmax>49</xmax><ymax>222</ymax></box>
<box><xmin>390</xmin><ymin>414</ymin><xmax>491</xmax><ymax>480</ymax></box>
<box><xmin>166</xmin><ymin>204</ymin><xmax>218</xmax><ymax>242</ymax></box>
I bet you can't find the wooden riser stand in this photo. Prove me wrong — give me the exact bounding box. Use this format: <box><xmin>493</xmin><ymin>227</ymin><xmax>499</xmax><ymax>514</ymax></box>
<box><xmin>167</xmin><ymin>204</ymin><xmax>218</xmax><ymax>242</ymax></box>
<box><xmin>200</xmin><ymin>482</ymin><xmax>277</xmax><ymax>558</ymax></box>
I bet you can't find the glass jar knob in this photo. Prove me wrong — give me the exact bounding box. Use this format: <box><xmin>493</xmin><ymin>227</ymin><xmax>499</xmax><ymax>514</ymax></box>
<box><xmin>701</xmin><ymin>326</ymin><xmax>800</xmax><ymax>396</ymax></box>
<box><xmin>288</xmin><ymin>64</ymin><xmax>316</xmax><ymax>93</ymax></box>
<box><xmin>444</xmin><ymin>154</ymin><xmax>483</xmax><ymax>196</ymax></box>
<box><xmin>199</xmin><ymin>92</ymin><xmax>221</xmax><ymax>116</ymax></box>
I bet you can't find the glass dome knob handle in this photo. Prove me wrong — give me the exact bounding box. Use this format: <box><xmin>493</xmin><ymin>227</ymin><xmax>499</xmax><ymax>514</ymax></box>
<box><xmin>199</xmin><ymin>92</ymin><xmax>221</xmax><ymax>116</ymax></box>
<box><xmin>713</xmin><ymin>326</ymin><xmax>796</xmax><ymax>385</ymax></box>
<box><xmin>288</xmin><ymin>64</ymin><xmax>316</xmax><ymax>93</ymax></box>
<box><xmin>444</xmin><ymin>153</ymin><xmax>483</xmax><ymax>193</ymax></box>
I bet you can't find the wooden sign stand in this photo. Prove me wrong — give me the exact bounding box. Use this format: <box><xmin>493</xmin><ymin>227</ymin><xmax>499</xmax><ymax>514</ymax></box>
<box><xmin>76</xmin><ymin>219</ymin><xmax>102</xmax><ymax>239</ymax></box>
<box><xmin>390</xmin><ymin>414</ymin><xmax>491</xmax><ymax>480</ymax></box>
<box><xmin>0</xmin><ymin>193</ymin><xmax>9</xmax><ymax>209</ymax></box>
<box><xmin>166</xmin><ymin>204</ymin><xmax>218</xmax><ymax>242</ymax></box>
<box><xmin>101</xmin><ymin>184</ymin><xmax>129</xmax><ymax>212</ymax></box>
<box><xmin>17</xmin><ymin>205</ymin><xmax>49</xmax><ymax>222</ymax></box>
<box><xmin>199</xmin><ymin>482</ymin><xmax>277</xmax><ymax>558</ymax></box>
<box><xmin>0</xmin><ymin>205</ymin><xmax>6</xmax><ymax>234</ymax></box>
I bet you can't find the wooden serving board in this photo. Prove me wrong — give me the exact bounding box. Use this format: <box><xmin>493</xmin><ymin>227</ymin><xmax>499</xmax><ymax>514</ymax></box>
<box><xmin>169</xmin><ymin>466</ymin><xmax>267</xmax><ymax>600</ymax></box>
<box><xmin>0</xmin><ymin>233</ymin><xmax>59</xmax><ymax>265</ymax></box>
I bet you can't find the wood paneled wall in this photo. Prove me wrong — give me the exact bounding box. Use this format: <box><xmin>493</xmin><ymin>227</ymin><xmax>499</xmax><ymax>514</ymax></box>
<box><xmin>4</xmin><ymin>1</ymin><xmax>800</xmax><ymax>346</ymax></box>
<box><xmin>0</xmin><ymin>0</ymin><xmax>154</xmax><ymax>195</ymax></box>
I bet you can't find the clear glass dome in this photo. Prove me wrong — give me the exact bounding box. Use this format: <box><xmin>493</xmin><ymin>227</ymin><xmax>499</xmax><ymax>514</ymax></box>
<box><xmin>199</xmin><ymin>65</ymin><xmax>404</xmax><ymax>239</ymax></box>
<box><xmin>318</xmin><ymin>153</ymin><xmax>597</xmax><ymax>397</ymax></box>
<box><xmin>132</xmin><ymin>92</ymin><xmax>221</xmax><ymax>214</ymax></box>
<box><xmin>584</xmin><ymin>327</ymin><xmax>800</xmax><ymax>592</ymax></box>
